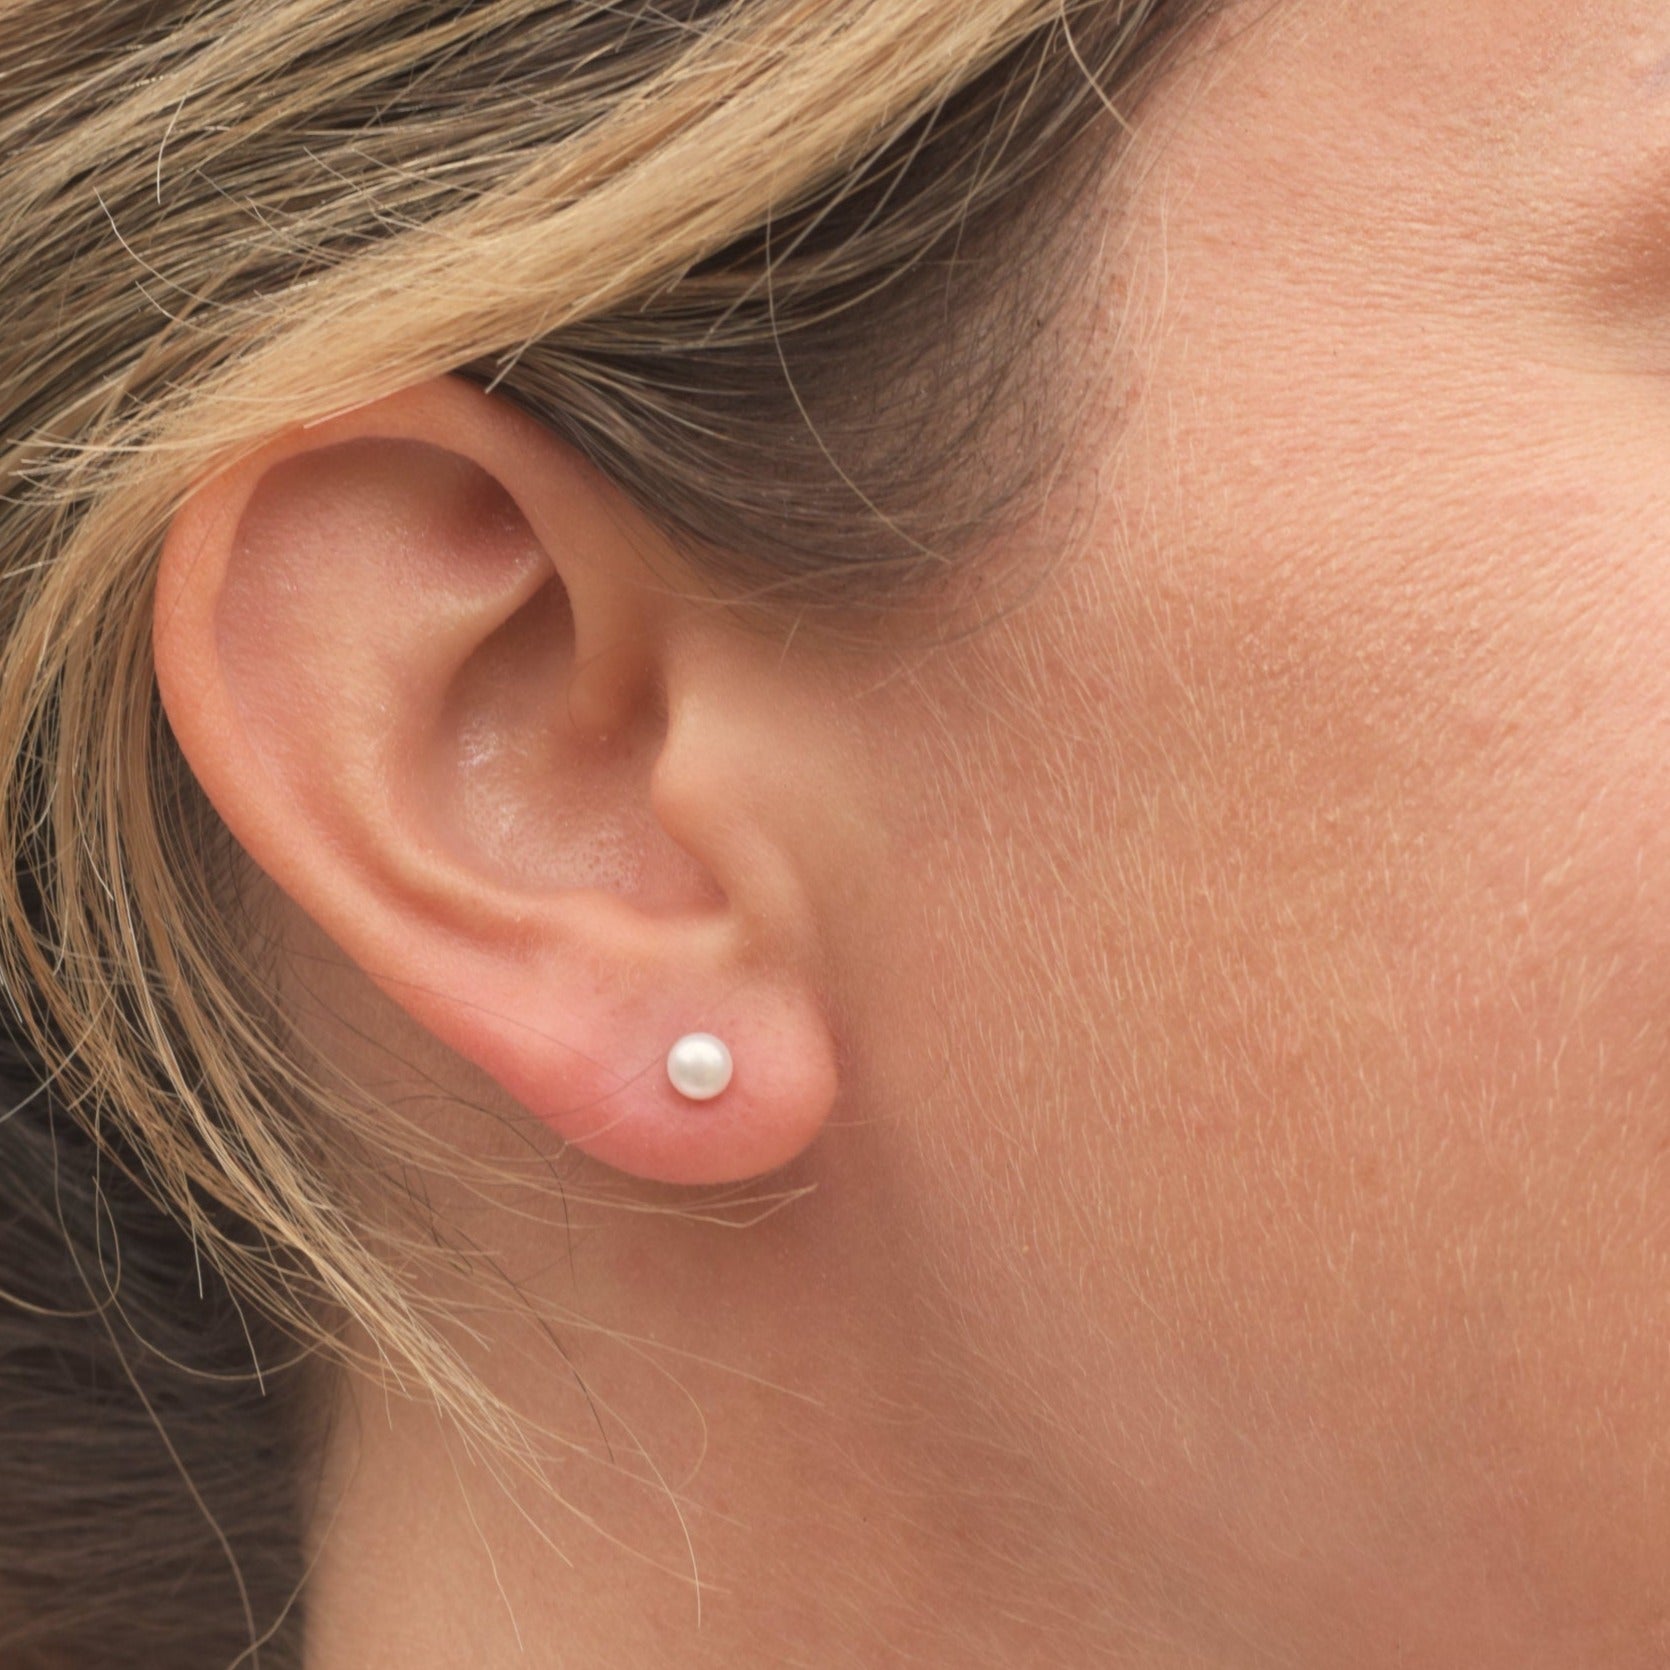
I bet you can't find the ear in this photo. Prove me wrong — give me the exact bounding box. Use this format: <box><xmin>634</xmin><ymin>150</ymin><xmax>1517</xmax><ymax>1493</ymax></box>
<box><xmin>152</xmin><ymin>376</ymin><xmax>838</xmax><ymax>1185</ymax></box>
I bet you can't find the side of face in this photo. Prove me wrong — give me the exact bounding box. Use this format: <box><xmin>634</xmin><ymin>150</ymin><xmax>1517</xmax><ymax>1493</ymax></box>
<box><xmin>150</xmin><ymin>2</ymin><xmax>1670</xmax><ymax>1659</ymax></box>
<box><xmin>833</xmin><ymin>0</ymin><xmax>1670</xmax><ymax>1655</ymax></box>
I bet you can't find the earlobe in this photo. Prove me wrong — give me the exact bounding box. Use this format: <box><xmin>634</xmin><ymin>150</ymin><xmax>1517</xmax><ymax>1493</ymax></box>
<box><xmin>152</xmin><ymin>377</ymin><xmax>838</xmax><ymax>1184</ymax></box>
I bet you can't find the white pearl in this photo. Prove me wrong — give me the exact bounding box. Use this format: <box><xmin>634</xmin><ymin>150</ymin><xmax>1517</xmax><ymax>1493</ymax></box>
<box><xmin>666</xmin><ymin>1032</ymin><xmax>733</xmax><ymax>1102</ymax></box>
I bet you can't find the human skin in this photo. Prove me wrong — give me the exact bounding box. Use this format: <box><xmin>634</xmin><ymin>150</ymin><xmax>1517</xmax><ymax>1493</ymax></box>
<box><xmin>168</xmin><ymin>1</ymin><xmax>1670</xmax><ymax>1664</ymax></box>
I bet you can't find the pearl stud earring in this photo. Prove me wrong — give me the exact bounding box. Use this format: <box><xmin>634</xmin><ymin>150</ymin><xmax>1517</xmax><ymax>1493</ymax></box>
<box><xmin>666</xmin><ymin>1032</ymin><xmax>733</xmax><ymax>1102</ymax></box>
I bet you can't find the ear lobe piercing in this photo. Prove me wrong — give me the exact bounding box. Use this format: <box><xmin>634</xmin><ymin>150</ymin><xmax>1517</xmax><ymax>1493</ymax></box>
<box><xmin>667</xmin><ymin>1032</ymin><xmax>733</xmax><ymax>1102</ymax></box>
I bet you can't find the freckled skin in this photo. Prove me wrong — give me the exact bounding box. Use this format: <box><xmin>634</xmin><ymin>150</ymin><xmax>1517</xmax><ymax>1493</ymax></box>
<box><xmin>831</xmin><ymin>2</ymin><xmax>1670</xmax><ymax>1659</ymax></box>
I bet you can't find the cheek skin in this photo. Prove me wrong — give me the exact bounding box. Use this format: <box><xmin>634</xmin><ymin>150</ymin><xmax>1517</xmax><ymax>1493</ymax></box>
<box><xmin>834</xmin><ymin>2</ymin><xmax>1670</xmax><ymax>1658</ymax></box>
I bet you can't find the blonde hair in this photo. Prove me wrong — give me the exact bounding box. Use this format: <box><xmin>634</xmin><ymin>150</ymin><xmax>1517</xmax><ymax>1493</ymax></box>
<box><xmin>0</xmin><ymin>1</ymin><xmax>1202</xmax><ymax>1661</ymax></box>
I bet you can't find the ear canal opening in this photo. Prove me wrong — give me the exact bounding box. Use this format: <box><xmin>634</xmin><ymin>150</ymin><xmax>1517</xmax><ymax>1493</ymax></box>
<box><xmin>431</xmin><ymin>566</ymin><xmax>721</xmax><ymax>916</ymax></box>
